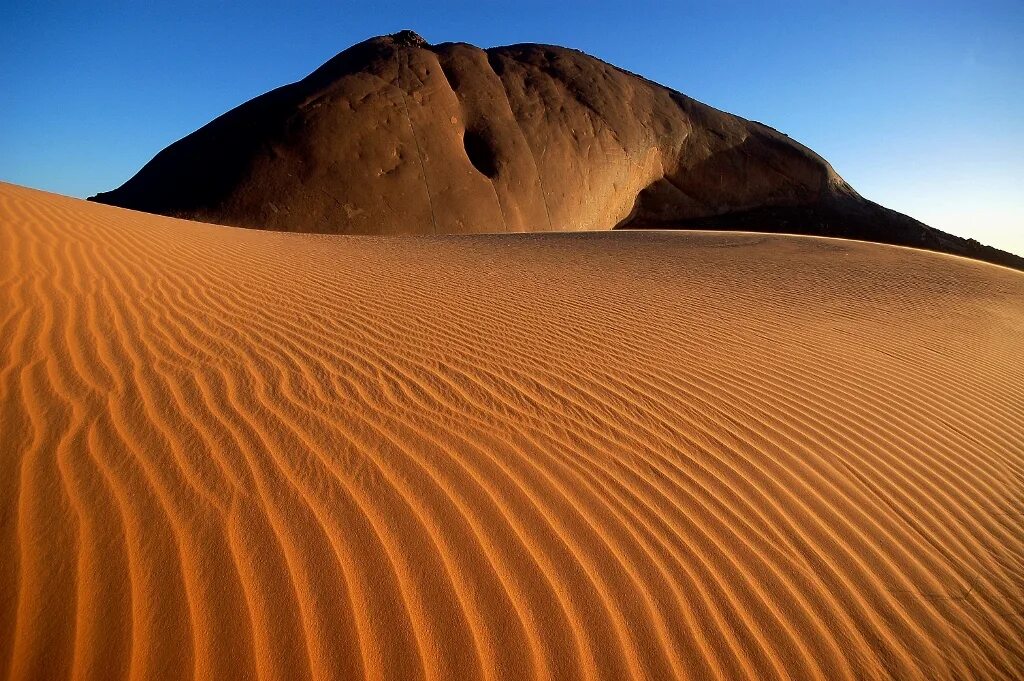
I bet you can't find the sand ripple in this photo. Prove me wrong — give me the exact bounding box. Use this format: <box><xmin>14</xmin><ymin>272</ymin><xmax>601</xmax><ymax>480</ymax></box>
<box><xmin>2</xmin><ymin>183</ymin><xmax>1023</xmax><ymax>680</ymax></box>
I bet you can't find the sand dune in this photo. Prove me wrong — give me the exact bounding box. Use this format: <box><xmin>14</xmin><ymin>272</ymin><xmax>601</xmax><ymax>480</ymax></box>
<box><xmin>2</xmin><ymin>180</ymin><xmax>1023</xmax><ymax>680</ymax></box>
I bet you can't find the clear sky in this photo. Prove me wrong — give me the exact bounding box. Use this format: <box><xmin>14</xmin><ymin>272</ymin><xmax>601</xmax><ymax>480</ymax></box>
<box><xmin>2</xmin><ymin>1</ymin><xmax>1022</xmax><ymax>255</ymax></box>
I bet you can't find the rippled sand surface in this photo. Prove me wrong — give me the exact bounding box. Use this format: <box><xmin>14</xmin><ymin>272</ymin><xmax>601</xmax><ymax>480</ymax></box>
<box><xmin>2</xmin><ymin>182</ymin><xmax>1023</xmax><ymax>680</ymax></box>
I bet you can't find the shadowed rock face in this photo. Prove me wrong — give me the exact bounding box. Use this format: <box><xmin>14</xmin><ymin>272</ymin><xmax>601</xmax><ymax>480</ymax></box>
<box><xmin>90</xmin><ymin>30</ymin><xmax>1023</xmax><ymax>269</ymax></box>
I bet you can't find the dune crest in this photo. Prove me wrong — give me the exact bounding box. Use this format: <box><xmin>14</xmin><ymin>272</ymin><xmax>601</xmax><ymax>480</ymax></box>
<box><xmin>3</xmin><ymin>181</ymin><xmax>1024</xmax><ymax>680</ymax></box>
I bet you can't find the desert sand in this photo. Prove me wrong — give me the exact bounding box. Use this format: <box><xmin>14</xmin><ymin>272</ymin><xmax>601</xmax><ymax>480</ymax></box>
<box><xmin>2</xmin><ymin>180</ymin><xmax>1023</xmax><ymax>680</ymax></box>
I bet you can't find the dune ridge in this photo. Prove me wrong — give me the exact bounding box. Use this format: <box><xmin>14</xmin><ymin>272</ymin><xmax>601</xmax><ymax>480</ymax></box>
<box><xmin>2</xmin><ymin>181</ymin><xmax>1024</xmax><ymax>680</ymax></box>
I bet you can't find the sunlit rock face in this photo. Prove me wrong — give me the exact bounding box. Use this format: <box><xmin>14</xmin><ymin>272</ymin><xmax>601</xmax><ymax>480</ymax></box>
<box><xmin>91</xmin><ymin>31</ymin><xmax>1022</xmax><ymax>269</ymax></box>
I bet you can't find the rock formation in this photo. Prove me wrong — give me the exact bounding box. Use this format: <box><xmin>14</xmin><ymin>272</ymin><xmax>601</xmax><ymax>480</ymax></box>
<box><xmin>90</xmin><ymin>30</ymin><xmax>1023</xmax><ymax>269</ymax></box>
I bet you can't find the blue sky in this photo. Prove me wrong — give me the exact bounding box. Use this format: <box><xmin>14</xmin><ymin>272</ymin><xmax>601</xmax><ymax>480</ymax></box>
<box><xmin>2</xmin><ymin>1</ymin><xmax>1022</xmax><ymax>255</ymax></box>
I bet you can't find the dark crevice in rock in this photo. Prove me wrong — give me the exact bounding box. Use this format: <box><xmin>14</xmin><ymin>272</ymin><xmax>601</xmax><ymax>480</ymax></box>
<box><xmin>463</xmin><ymin>129</ymin><xmax>498</xmax><ymax>178</ymax></box>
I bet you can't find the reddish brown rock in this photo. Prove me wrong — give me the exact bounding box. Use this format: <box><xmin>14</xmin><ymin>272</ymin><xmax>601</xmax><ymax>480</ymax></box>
<box><xmin>90</xmin><ymin>31</ymin><xmax>1023</xmax><ymax>269</ymax></box>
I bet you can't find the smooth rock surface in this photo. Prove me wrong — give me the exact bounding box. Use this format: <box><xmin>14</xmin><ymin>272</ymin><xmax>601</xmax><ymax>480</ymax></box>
<box><xmin>90</xmin><ymin>31</ymin><xmax>1024</xmax><ymax>269</ymax></box>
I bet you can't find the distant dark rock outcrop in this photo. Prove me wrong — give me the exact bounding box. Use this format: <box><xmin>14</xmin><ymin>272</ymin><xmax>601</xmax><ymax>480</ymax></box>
<box><xmin>90</xmin><ymin>31</ymin><xmax>1023</xmax><ymax>270</ymax></box>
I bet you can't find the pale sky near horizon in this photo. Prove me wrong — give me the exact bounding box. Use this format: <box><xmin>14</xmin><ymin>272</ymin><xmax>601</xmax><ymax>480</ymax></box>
<box><xmin>2</xmin><ymin>1</ymin><xmax>1022</xmax><ymax>256</ymax></box>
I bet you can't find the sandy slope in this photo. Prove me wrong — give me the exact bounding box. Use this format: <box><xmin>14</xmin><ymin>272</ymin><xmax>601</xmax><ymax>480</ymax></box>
<box><xmin>2</xmin><ymin>181</ymin><xmax>1023</xmax><ymax>681</ymax></box>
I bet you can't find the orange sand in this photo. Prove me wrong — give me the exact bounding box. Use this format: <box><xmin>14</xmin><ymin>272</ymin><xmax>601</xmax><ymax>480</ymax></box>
<box><xmin>2</xmin><ymin>181</ymin><xmax>1023</xmax><ymax>680</ymax></box>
